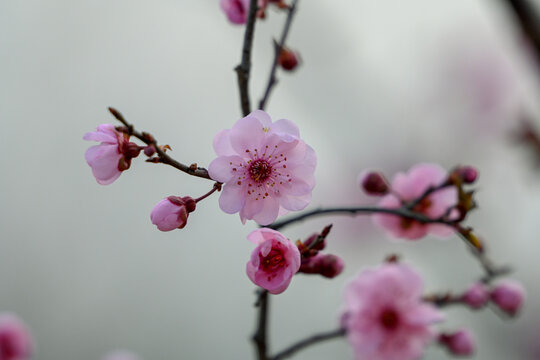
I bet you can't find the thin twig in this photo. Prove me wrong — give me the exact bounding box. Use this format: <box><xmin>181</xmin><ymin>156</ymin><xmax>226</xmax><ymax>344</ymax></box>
<box><xmin>270</xmin><ymin>328</ymin><xmax>345</xmax><ymax>360</ymax></box>
<box><xmin>236</xmin><ymin>0</ymin><xmax>259</xmax><ymax>116</ymax></box>
<box><xmin>259</xmin><ymin>0</ymin><xmax>299</xmax><ymax>110</ymax></box>
<box><xmin>252</xmin><ymin>290</ymin><xmax>270</xmax><ymax>360</ymax></box>
<box><xmin>108</xmin><ymin>107</ymin><xmax>213</xmax><ymax>180</ymax></box>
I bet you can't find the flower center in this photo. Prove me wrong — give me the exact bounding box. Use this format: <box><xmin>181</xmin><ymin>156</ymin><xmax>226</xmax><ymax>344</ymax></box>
<box><xmin>249</xmin><ymin>159</ymin><xmax>273</xmax><ymax>183</ymax></box>
<box><xmin>379</xmin><ymin>308</ymin><xmax>400</xmax><ymax>330</ymax></box>
<box><xmin>0</xmin><ymin>333</ymin><xmax>16</xmax><ymax>359</ymax></box>
<box><xmin>260</xmin><ymin>248</ymin><xmax>285</xmax><ymax>272</ymax></box>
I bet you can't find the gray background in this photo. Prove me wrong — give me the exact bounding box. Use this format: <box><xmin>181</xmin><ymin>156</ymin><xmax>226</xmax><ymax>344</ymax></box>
<box><xmin>1</xmin><ymin>0</ymin><xmax>540</xmax><ymax>359</ymax></box>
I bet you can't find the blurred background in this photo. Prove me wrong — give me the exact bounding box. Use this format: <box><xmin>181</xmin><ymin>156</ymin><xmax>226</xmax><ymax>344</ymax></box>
<box><xmin>1</xmin><ymin>0</ymin><xmax>540</xmax><ymax>359</ymax></box>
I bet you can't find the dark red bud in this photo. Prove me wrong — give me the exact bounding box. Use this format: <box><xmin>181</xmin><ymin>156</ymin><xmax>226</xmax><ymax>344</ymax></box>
<box><xmin>123</xmin><ymin>142</ymin><xmax>142</xmax><ymax>159</ymax></box>
<box><xmin>457</xmin><ymin>166</ymin><xmax>478</xmax><ymax>184</ymax></box>
<box><xmin>278</xmin><ymin>48</ymin><xmax>300</xmax><ymax>71</ymax></box>
<box><xmin>143</xmin><ymin>145</ymin><xmax>156</xmax><ymax>157</ymax></box>
<box><xmin>361</xmin><ymin>172</ymin><xmax>389</xmax><ymax>195</ymax></box>
<box><xmin>299</xmin><ymin>254</ymin><xmax>344</xmax><ymax>278</ymax></box>
<box><xmin>117</xmin><ymin>157</ymin><xmax>131</xmax><ymax>171</ymax></box>
<box><xmin>303</xmin><ymin>233</ymin><xmax>326</xmax><ymax>251</ymax></box>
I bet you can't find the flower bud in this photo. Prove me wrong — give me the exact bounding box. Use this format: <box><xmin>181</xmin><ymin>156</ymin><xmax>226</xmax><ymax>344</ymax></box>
<box><xmin>0</xmin><ymin>313</ymin><xmax>33</xmax><ymax>360</ymax></box>
<box><xmin>143</xmin><ymin>145</ymin><xmax>156</xmax><ymax>157</ymax></box>
<box><xmin>491</xmin><ymin>280</ymin><xmax>526</xmax><ymax>316</ymax></box>
<box><xmin>150</xmin><ymin>196</ymin><xmax>196</xmax><ymax>231</ymax></box>
<box><xmin>122</xmin><ymin>142</ymin><xmax>142</xmax><ymax>159</ymax></box>
<box><xmin>462</xmin><ymin>282</ymin><xmax>489</xmax><ymax>309</ymax></box>
<box><xmin>303</xmin><ymin>233</ymin><xmax>326</xmax><ymax>251</ymax></box>
<box><xmin>439</xmin><ymin>329</ymin><xmax>475</xmax><ymax>356</ymax></box>
<box><xmin>457</xmin><ymin>166</ymin><xmax>478</xmax><ymax>184</ymax></box>
<box><xmin>358</xmin><ymin>171</ymin><xmax>389</xmax><ymax>195</ymax></box>
<box><xmin>299</xmin><ymin>254</ymin><xmax>344</xmax><ymax>278</ymax></box>
<box><xmin>278</xmin><ymin>48</ymin><xmax>300</xmax><ymax>71</ymax></box>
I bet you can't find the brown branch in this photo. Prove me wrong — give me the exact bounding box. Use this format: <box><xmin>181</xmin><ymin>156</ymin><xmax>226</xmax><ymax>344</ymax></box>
<box><xmin>252</xmin><ymin>290</ymin><xmax>270</xmax><ymax>360</ymax></box>
<box><xmin>108</xmin><ymin>107</ymin><xmax>213</xmax><ymax>181</ymax></box>
<box><xmin>236</xmin><ymin>0</ymin><xmax>259</xmax><ymax>116</ymax></box>
<box><xmin>259</xmin><ymin>0</ymin><xmax>299</xmax><ymax>110</ymax></box>
<box><xmin>270</xmin><ymin>328</ymin><xmax>345</xmax><ymax>360</ymax></box>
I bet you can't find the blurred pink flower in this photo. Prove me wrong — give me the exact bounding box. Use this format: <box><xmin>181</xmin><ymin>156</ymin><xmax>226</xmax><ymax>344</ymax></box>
<box><xmin>150</xmin><ymin>196</ymin><xmax>196</xmax><ymax>231</ymax></box>
<box><xmin>462</xmin><ymin>282</ymin><xmax>490</xmax><ymax>309</ymax></box>
<box><xmin>84</xmin><ymin>124</ymin><xmax>139</xmax><ymax>185</ymax></box>
<box><xmin>0</xmin><ymin>313</ymin><xmax>32</xmax><ymax>360</ymax></box>
<box><xmin>209</xmin><ymin>110</ymin><xmax>316</xmax><ymax>225</ymax></box>
<box><xmin>372</xmin><ymin>163</ymin><xmax>457</xmax><ymax>240</ymax></box>
<box><xmin>101</xmin><ymin>350</ymin><xmax>142</xmax><ymax>360</ymax></box>
<box><xmin>342</xmin><ymin>263</ymin><xmax>444</xmax><ymax>360</ymax></box>
<box><xmin>220</xmin><ymin>0</ymin><xmax>267</xmax><ymax>24</ymax></box>
<box><xmin>246</xmin><ymin>228</ymin><xmax>301</xmax><ymax>294</ymax></box>
<box><xmin>439</xmin><ymin>329</ymin><xmax>475</xmax><ymax>356</ymax></box>
<box><xmin>491</xmin><ymin>280</ymin><xmax>526</xmax><ymax>316</ymax></box>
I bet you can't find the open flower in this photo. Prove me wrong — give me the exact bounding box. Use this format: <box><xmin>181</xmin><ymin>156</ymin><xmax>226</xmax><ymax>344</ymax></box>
<box><xmin>342</xmin><ymin>263</ymin><xmax>444</xmax><ymax>360</ymax></box>
<box><xmin>0</xmin><ymin>313</ymin><xmax>33</xmax><ymax>360</ymax></box>
<box><xmin>209</xmin><ymin>110</ymin><xmax>316</xmax><ymax>225</ymax></box>
<box><xmin>246</xmin><ymin>228</ymin><xmax>301</xmax><ymax>294</ymax></box>
<box><xmin>84</xmin><ymin>124</ymin><xmax>140</xmax><ymax>185</ymax></box>
<box><xmin>372</xmin><ymin>163</ymin><xmax>457</xmax><ymax>240</ymax></box>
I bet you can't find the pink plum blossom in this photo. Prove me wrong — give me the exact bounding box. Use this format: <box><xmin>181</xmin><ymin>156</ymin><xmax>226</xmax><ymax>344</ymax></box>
<box><xmin>150</xmin><ymin>196</ymin><xmax>196</xmax><ymax>231</ymax></box>
<box><xmin>246</xmin><ymin>228</ymin><xmax>301</xmax><ymax>294</ymax></box>
<box><xmin>84</xmin><ymin>124</ymin><xmax>140</xmax><ymax>185</ymax></box>
<box><xmin>342</xmin><ymin>263</ymin><xmax>444</xmax><ymax>360</ymax></box>
<box><xmin>209</xmin><ymin>110</ymin><xmax>316</xmax><ymax>225</ymax></box>
<box><xmin>0</xmin><ymin>313</ymin><xmax>33</xmax><ymax>360</ymax></box>
<box><xmin>372</xmin><ymin>163</ymin><xmax>457</xmax><ymax>240</ymax></box>
<box><xmin>491</xmin><ymin>280</ymin><xmax>526</xmax><ymax>316</ymax></box>
<box><xmin>101</xmin><ymin>351</ymin><xmax>142</xmax><ymax>360</ymax></box>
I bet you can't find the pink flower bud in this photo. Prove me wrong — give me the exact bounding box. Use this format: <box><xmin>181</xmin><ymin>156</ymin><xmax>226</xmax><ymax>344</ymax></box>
<box><xmin>439</xmin><ymin>329</ymin><xmax>475</xmax><ymax>356</ymax></box>
<box><xmin>246</xmin><ymin>228</ymin><xmax>301</xmax><ymax>294</ymax></box>
<box><xmin>491</xmin><ymin>280</ymin><xmax>526</xmax><ymax>316</ymax></box>
<box><xmin>462</xmin><ymin>282</ymin><xmax>490</xmax><ymax>309</ymax></box>
<box><xmin>457</xmin><ymin>166</ymin><xmax>478</xmax><ymax>184</ymax></box>
<box><xmin>358</xmin><ymin>171</ymin><xmax>389</xmax><ymax>195</ymax></box>
<box><xmin>278</xmin><ymin>48</ymin><xmax>300</xmax><ymax>71</ymax></box>
<box><xmin>299</xmin><ymin>254</ymin><xmax>344</xmax><ymax>278</ymax></box>
<box><xmin>150</xmin><ymin>196</ymin><xmax>196</xmax><ymax>231</ymax></box>
<box><xmin>0</xmin><ymin>313</ymin><xmax>33</xmax><ymax>360</ymax></box>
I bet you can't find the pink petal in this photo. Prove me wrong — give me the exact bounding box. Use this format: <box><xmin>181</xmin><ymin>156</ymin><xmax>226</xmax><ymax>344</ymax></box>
<box><xmin>229</xmin><ymin>116</ymin><xmax>266</xmax><ymax>155</ymax></box>
<box><xmin>252</xmin><ymin>197</ymin><xmax>280</xmax><ymax>225</ymax></box>
<box><xmin>208</xmin><ymin>155</ymin><xmax>244</xmax><ymax>183</ymax></box>
<box><xmin>249</xmin><ymin>109</ymin><xmax>273</xmax><ymax>128</ymax></box>
<box><xmin>426</xmin><ymin>187</ymin><xmax>458</xmax><ymax>218</ymax></box>
<box><xmin>279</xmin><ymin>193</ymin><xmax>312</xmax><ymax>212</ymax></box>
<box><xmin>83</xmin><ymin>124</ymin><xmax>118</xmax><ymax>144</ymax></box>
<box><xmin>271</xmin><ymin>118</ymin><xmax>300</xmax><ymax>140</ymax></box>
<box><xmin>212</xmin><ymin>129</ymin><xmax>236</xmax><ymax>157</ymax></box>
<box><xmin>218</xmin><ymin>182</ymin><xmax>247</xmax><ymax>214</ymax></box>
<box><xmin>239</xmin><ymin>196</ymin><xmax>264</xmax><ymax>222</ymax></box>
<box><xmin>85</xmin><ymin>144</ymin><xmax>123</xmax><ymax>185</ymax></box>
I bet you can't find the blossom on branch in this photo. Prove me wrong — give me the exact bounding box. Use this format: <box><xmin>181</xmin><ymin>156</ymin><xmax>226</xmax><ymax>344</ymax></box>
<box><xmin>0</xmin><ymin>313</ymin><xmax>33</xmax><ymax>360</ymax></box>
<box><xmin>83</xmin><ymin>124</ymin><xmax>141</xmax><ymax>185</ymax></box>
<box><xmin>209</xmin><ymin>110</ymin><xmax>316</xmax><ymax>225</ymax></box>
<box><xmin>342</xmin><ymin>263</ymin><xmax>443</xmax><ymax>360</ymax></box>
<box><xmin>246</xmin><ymin>228</ymin><xmax>301</xmax><ymax>294</ymax></box>
<box><xmin>150</xmin><ymin>196</ymin><xmax>196</xmax><ymax>232</ymax></box>
<box><xmin>372</xmin><ymin>163</ymin><xmax>457</xmax><ymax>240</ymax></box>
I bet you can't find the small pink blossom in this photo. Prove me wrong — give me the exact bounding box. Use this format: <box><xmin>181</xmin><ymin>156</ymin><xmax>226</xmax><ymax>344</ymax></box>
<box><xmin>84</xmin><ymin>124</ymin><xmax>140</xmax><ymax>185</ymax></box>
<box><xmin>209</xmin><ymin>110</ymin><xmax>316</xmax><ymax>225</ymax></box>
<box><xmin>462</xmin><ymin>282</ymin><xmax>490</xmax><ymax>309</ymax></box>
<box><xmin>150</xmin><ymin>196</ymin><xmax>196</xmax><ymax>231</ymax></box>
<box><xmin>439</xmin><ymin>329</ymin><xmax>475</xmax><ymax>356</ymax></box>
<box><xmin>0</xmin><ymin>313</ymin><xmax>33</xmax><ymax>360</ymax></box>
<box><xmin>491</xmin><ymin>280</ymin><xmax>526</xmax><ymax>316</ymax></box>
<box><xmin>246</xmin><ymin>228</ymin><xmax>301</xmax><ymax>294</ymax></box>
<box><xmin>372</xmin><ymin>163</ymin><xmax>457</xmax><ymax>240</ymax></box>
<box><xmin>342</xmin><ymin>263</ymin><xmax>444</xmax><ymax>360</ymax></box>
<box><xmin>101</xmin><ymin>351</ymin><xmax>142</xmax><ymax>360</ymax></box>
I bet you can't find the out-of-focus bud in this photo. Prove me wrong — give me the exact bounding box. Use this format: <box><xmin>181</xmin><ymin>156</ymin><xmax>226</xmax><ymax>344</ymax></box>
<box><xmin>439</xmin><ymin>329</ymin><xmax>475</xmax><ymax>356</ymax></box>
<box><xmin>278</xmin><ymin>47</ymin><xmax>300</xmax><ymax>71</ymax></box>
<box><xmin>358</xmin><ymin>171</ymin><xmax>389</xmax><ymax>195</ymax></box>
<box><xmin>0</xmin><ymin>313</ymin><xmax>33</xmax><ymax>360</ymax></box>
<box><xmin>299</xmin><ymin>254</ymin><xmax>344</xmax><ymax>278</ymax></box>
<box><xmin>303</xmin><ymin>233</ymin><xmax>326</xmax><ymax>251</ymax></box>
<box><xmin>491</xmin><ymin>280</ymin><xmax>526</xmax><ymax>316</ymax></box>
<box><xmin>462</xmin><ymin>282</ymin><xmax>490</xmax><ymax>309</ymax></box>
<box><xmin>143</xmin><ymin>145</ymin><xmax>156</xmax><ymax>157</ymax></box>
<box><xmin>457</xmin><ymin>166</ymin><xmax>478</xmax><ymax>184</ymax></box>
<box><xmin>150</xmin><ymin>196</ymin><xmax>197</xmax><ymax>231</ymax></box>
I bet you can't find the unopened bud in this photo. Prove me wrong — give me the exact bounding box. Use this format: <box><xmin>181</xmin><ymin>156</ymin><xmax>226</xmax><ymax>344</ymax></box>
<box><xmin>123</xmin><ymin>142</ymin><xmax>142</xmax><ymax>159</ymax></box>
<box><xmin>143</xmin><ymin>145</ymin><xmax>156</xmax><ymax>157</ymax></box>
<box><xmin>299</xmin><ymin>254</ymin><xmax>344</xmax><ymax>278</ymax></box>
<box><xmin>278</xmin><ymin>48</ymin><xmax>300</xmax><ymax>71</ymax></box>
<box><xmin>359</xmin><ymin>171</ymin><xmax>389</xmax><ymax>195</ymax></box>
<box><xmin>462</xmin><ymin>282</ymin><xmax>489</xmax><ymax>309</ymax></box>
<box><xmin>439</xmin><ymin>329</ymin><xmax>475</xmax><ymax>356</ymax></box>
<box><xmin>457</xmin><ymin>166</ymin><xmax>478</xmax><ymax>184</ymax></box>
<box><xmin>491</xmin><ymin>280</ymin><xmax>526</xmax><ymax>316</ymax></box>
<box><xmin>303</xmin><ymin>233</ymin><xmax>326</xmax><ymax>252</ymax></box>
<box><xmin>151</xmin><ymin>196</ymin><xmax>197</xmax><ymax>232</ymax></box>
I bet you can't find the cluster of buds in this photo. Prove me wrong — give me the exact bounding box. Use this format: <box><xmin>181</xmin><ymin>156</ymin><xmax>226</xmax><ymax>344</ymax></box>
<box><xmin>297</xmin><ymin>225</ymin><xmax>344</xmax><ymax>279</ymax></box>
<box><xmin>462</xmin><ymin>281</ymin><xmax>526</xmax><ymax>316</ymax></box>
